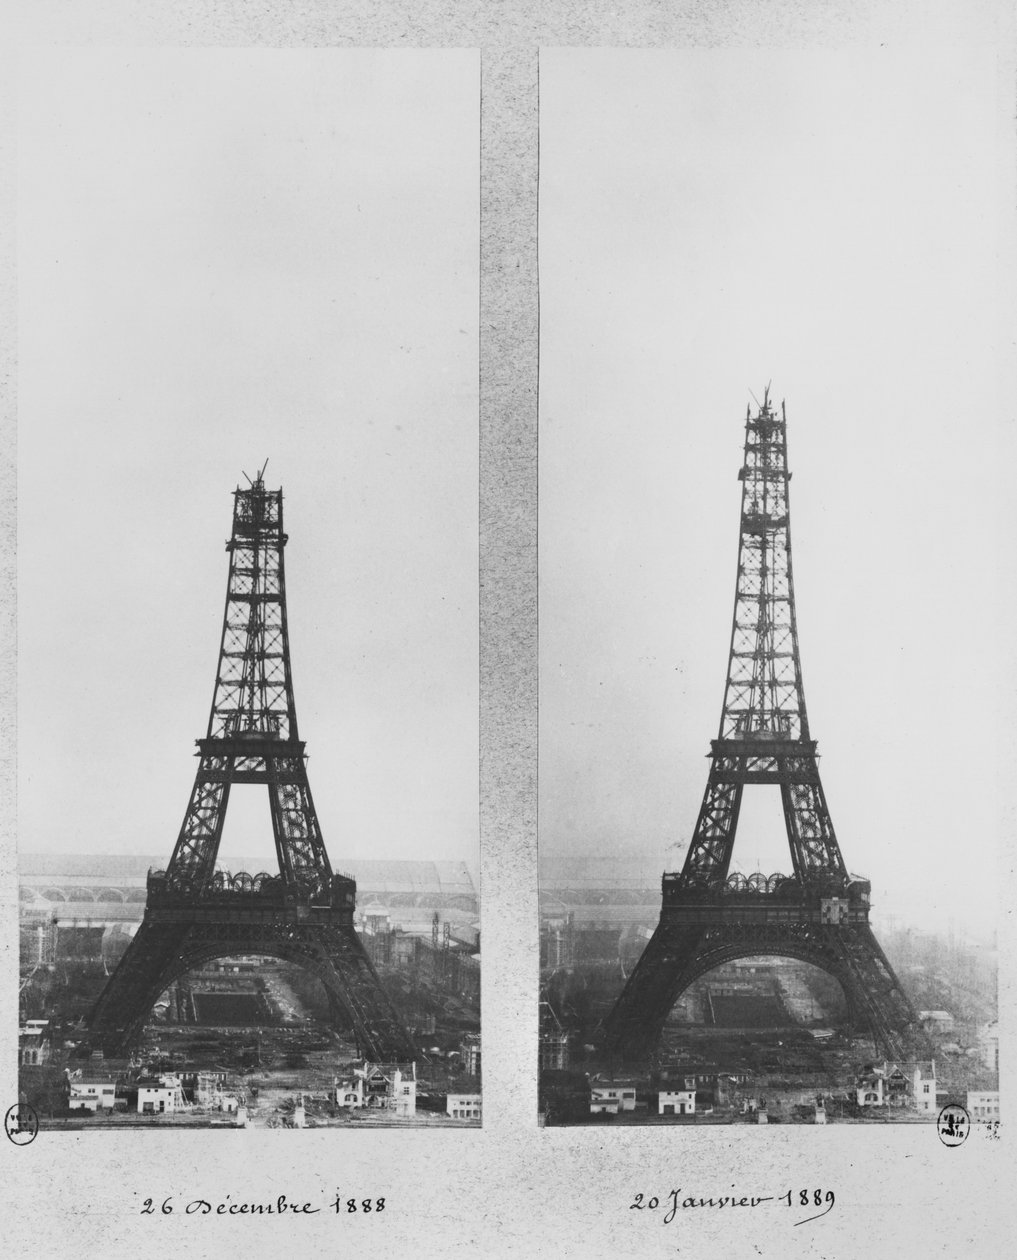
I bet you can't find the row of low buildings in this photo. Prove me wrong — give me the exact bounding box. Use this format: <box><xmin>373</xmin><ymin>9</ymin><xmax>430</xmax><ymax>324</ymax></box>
<box><xmin>586</xmin><ymin>1071</ymin><xmax>747</xmax><ymax>1118</ymax></box>
<box><xmin>545</xmin><ymin>1060</ymin><xmax>1000</xmax><ymax>1124</ymax></box>
<box><xmin>65</xmin><ymin>1069</ymin><xmax>243</xmax><ymax>1116</ymax></box>
<box><xmin>58</xmin><ymin>1059</ymin><xmax>480</xmax><ymax>1123</ymax></box>
<box><xmin>21</xmin><ymin>1016</ymin><xmax>482</xmax><ymax>1123</ymax></box>
<box><xmin>331</xmin><ymin>1061</ymin><xmax>481</xmax><ymax>1121</ymax></box>
<box><xmin>588</xmin><ymin>1080</ymin><xmax>817</xmax><ymax>1121</ymax></box>
<box><xmin>854</xmin><ymin>1062</ymin><xmax>999</xmax><ymax>1122</ymax></box>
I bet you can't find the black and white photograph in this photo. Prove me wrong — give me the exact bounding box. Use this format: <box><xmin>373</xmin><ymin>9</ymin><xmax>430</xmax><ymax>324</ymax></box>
<box><xmin>1</xmin><ymin>2</ymin><xmax>1014</xmax><ymax>1258</ymax></box>
<box><xmin>539</xmin><ymin>47</ymin><xmax>1003</xmax><ymax>1130</ymax></box>
<box><xmin>15</xmin><ymin>46</ymin><xmax>480</xmax><ymax>1131</ymax></box>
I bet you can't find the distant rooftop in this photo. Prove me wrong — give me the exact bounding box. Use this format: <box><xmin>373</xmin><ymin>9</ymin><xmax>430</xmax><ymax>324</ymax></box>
<box><xmin>539</xmin><ymin>856</ymin><xmax>662</xmax><ymax>890</ymax></box>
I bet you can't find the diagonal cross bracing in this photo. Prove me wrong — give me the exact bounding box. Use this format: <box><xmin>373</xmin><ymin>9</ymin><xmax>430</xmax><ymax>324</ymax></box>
<box><xmin>602</xmin><ymin>391</ymin><xmax>916</xmax><ymax>1060</ymax></box>
<box><xmin>89</xmin><ymin>471</ymin><xmax>414</xmax><ymax>1061</ymax></box>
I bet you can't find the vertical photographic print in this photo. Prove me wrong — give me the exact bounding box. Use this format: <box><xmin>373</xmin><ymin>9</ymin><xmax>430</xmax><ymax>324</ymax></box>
<box><xmin>16</xmin><ymin>47</ymin><xmax>481</xmax><ymax>1131</ymax></box>
<box><xmin>538</xmin><ymin>47</ymin><xmax>1004</xmax><ymax>1130</ymax></box>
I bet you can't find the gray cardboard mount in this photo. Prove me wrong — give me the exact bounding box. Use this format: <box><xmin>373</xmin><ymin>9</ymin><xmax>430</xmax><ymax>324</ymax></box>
<box><xmin>1</xmin><ymin>2</ymin><xmax>1014</xmax><ymax>1257</ymax></box>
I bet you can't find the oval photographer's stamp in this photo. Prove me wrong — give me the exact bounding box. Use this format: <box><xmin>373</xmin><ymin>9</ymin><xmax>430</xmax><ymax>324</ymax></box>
<box><xmin>4</xmin><ymin>1104</ymin><xmax>39</xmax><ymax>1146</ymax></box>
<box><xmin>936</xmin><ymin>1104</ymin><xmax>969</xmax><ymax>1148</ymax></box>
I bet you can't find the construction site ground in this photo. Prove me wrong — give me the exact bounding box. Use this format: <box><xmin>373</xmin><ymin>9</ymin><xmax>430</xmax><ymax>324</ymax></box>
<box><xmin>20</xmin><ymin>957</ymin><xmax>480</xmax><ymax>1130</ymax></box>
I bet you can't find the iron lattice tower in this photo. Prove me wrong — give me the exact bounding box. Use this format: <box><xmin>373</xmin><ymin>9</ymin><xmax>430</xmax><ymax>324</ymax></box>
<box><xmin>90</xmin><ymin>470</ymin><xmax>414</xmax><ymax>1060</ymax></box>
<box><xmin>603</xmin><ymin>391</ymin><xmax>916</xmax><ymax>1060</ymax></box>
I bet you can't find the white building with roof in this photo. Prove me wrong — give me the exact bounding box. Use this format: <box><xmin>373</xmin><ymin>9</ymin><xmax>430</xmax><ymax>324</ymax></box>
<box><xmin>359</xmin><ymin>901</ymin><xmax>391</xmax><ymax>934</ymax></box>
<box><xmin>446</xmin><ymin>1093</ymin><xmax>481</xmax><ymax>1121</ymax></box>
<box><xmin>334</xmin><ymin>1062</ymin><xmax>417</xmax><ymax>1117</ymax></box>
<box><xmin>591</xmin><ymin>1081</ymin><xmax>637</xmax><ymax>1112</ymax></box>
<box><xmin>66</xmin><ymin>1072</ymin><xmax>118</xmax><ymax>1111</ymax></box>
<box><xmin>967</xmin><ymin>1090</ymin><xmax>999</xmax><ymax>1123</ymax></box>
<box><xmin>137</xmin><ymin>1074</ymin><xmax>186</xmax><ymax>1115</ymax></box>
<box><xmin>659</xmin><ymin>1079</ymin><xmax>697</xmax><ymax>1117</ymax></box>
<box><xmin>913</xmin><ymin>1062</ymin><xmax>937</xmax><ymax>1115</ymax></box>
<box><xmin>855</xmin><ymin>1068</ymin><xmax>885</xmax><ymax>1107</ymax></box>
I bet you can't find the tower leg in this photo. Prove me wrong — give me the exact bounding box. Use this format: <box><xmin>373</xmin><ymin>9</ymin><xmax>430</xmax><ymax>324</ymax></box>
<box><xmin>306</xmin><ymin>924</ymin><xmax>415</xmax><ymax>1061</ymax></box>
<box><xmin>601</xmin><ymin>923</ymin><xmax>711</xmax><ymax>1061</ymax></box>
<box><xmin>89</xmin><ymin>919</ymin><xmax>192</xmax><ymax>1053</ymax></box>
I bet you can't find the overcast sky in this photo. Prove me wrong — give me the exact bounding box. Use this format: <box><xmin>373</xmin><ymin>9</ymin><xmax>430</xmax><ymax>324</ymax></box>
<box><xmin>18</xmin><ymin>48</ymin><xmax>479</xmax><ymax>872</ymax></box>
<box><xmin>539</xmin><ymin>47</ymin><xmax>1006</xmax><ymax>933</ymax></box>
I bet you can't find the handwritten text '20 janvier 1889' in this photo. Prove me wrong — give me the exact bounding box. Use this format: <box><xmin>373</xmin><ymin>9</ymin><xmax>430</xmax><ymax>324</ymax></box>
<box><xmin>631</xmin><ymin>1188</ymin><xmax>835</xmax><ymax>1226</ymax></box>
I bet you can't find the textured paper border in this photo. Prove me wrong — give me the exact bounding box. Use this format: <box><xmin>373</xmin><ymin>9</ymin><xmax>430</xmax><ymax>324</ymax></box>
<box><xmin>1</xmin><ymin>2</ymin><xmax>1015</xmax><ymax>1257</ymax></box>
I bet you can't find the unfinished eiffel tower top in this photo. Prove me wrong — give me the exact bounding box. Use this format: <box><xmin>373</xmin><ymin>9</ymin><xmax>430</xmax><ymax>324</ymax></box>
<box><xmin>672</xmin><ymin>390</ymin><xmax>849</xmax><ymax>894</ymax></box>
<box><xmin>207</xmin><ymin>460</ymin><xmax>300</xmax><ymax>744</ymax></box>
<box><xmin>720</xmin><ymin>385</ymin><xmax>810</xmax><ymax>744</ymax></box>
<box><xmin>157</xmin><ymin>465</ymin><xmax>337</xmax><ymax>896</ymax></box>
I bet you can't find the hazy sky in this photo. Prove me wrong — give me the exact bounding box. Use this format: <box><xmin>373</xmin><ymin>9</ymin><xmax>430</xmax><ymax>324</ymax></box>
<box><xmin>539</xmin><ymin>48</ymin><xmax>1006</xmax><ymax>931</ymax></box>
<box><xmin>18</xmin><ymin>48</ymin><xmax>479</xmax><ymax>870</ymax></box>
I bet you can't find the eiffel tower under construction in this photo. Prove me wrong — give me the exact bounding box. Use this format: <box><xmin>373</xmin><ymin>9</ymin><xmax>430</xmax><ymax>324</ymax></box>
<box><xmin>602</xmin><ymin>391</ymin><xmax>917</xmax><ymax>1062</ymax></box>
<box><xmin>89</xmin><ymin>468</ymin><xmax>414</xmax><ymax>1061</ymax></box>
